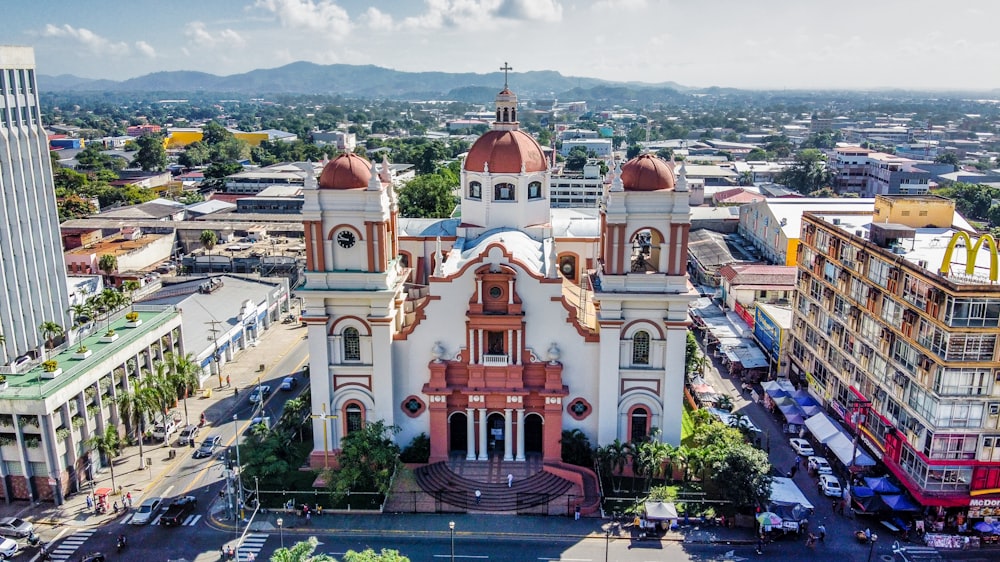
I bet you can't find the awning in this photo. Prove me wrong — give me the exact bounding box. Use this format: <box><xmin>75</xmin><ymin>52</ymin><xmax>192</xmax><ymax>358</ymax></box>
<box><xmin>826</xmin><ymin>432</ymin><xmax>876</xmax><ymax>467</ymax></box>
<box><xmin>762</xmin><ymin>379</ymin><xmax>796</xmax><ymax>398</ymax></box>
<box><xmin>864</xmin><ymin>476</ymin><xmax>901</xmax><ymax>494</ymax></box>
<box><xmin>804</xmin><ymin>413</ymin><xmax>845</xmax><ymax>444</ymax></box>
<box><xmin>644</xmin><ymin>501</ymin><xmax>678</xmax><ymax>520</ymax></box>
<box><xmin>878</xmin><ymin>494</ymin><xmax>920</xmax><ymax>513</ymax></box>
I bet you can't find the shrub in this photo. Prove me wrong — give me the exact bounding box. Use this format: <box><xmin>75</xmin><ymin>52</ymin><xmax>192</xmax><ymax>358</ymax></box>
<box><xmin>76</xmin><ymin>345</ymin><xmax>89</xmax><ymax>353</ymax></box>
<box><xmin>42</xmin><ymin>360</ymin><xmax>59</xmax><ymax>372</ymax></box>
<box><xmin>400</xmin><ymin>432</ymin><xmax>431</xmax><ymax>463</ymax></box>
<box><xmin>125</xmin><ymin>312</ymin><xmax>139</xmax><ymax>322</ymax></box>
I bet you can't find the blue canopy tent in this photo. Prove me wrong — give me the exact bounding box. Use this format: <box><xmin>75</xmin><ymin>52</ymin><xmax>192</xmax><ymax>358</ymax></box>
<box><xmin>864</xmin><ymin>476</ymin><xmax>901</xmax><ymax>494</ymax></box>
<box><xmin>878</xmin><ymin>493</ymin><xmax>920</xmax><ymax>513</ymax></box>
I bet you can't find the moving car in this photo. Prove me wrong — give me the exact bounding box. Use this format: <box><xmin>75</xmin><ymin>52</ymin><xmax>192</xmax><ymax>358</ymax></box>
<box><xmin>808</xmin><ymin>456</ymin><xmax>833</xmax><ymax>475</ymax></box>
<box><xmin>194</xmin><ymin>435</ymin><xmax>222</xmax><ymax>459</ymax></box>
<box><xmin>818</xmin><ymin>474</ymin><xmax>843</xmax><ymax>497</ymax></box>
<box><xmin>130</xmin><ymin>497</ymin><xmax>162</xmax><ymax>525</ymax></box>
<box><xmin>279</xmin><ymin>376</ymin><xmax>297</xmax><ymax>390</ymax></box>
<box><xmin>0</xmin><ymin>537</ymin><xmax>17</xmax><ymax>559</ymax></box>
<box><xmin>248</xmin><ymin>385</ymin><xmax>271</xmax><ymax>403</ymax></box>
<box><xmin>0</xmin><ymin>517</ymin><xmax>32</xmax><ymax>538</ymax></box>
<box><xmin>80</xmin><ymin>553</ymin><xmax>107</xmax><ymax>562</ymax></box>
<box><xmin>788</xmin><ymin>438</ymin><xmax>814</xmax><ymax>456</ymax></box>
<box><xmin>160</xmin><ymin>496</ymin><xmax>198</xmax><ymax>527</ymax></box>
<box><xmin>177</xmin><ymin>424</ymin><xmax>200</xmax><ymax>446</ymax></box>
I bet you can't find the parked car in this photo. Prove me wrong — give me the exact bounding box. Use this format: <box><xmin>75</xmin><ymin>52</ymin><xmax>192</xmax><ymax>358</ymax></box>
<box><xmin>0</xmin><ymin>538</ymin><xmax>18</xmax><ymax>559</ymax></box>
<box><xmin>79</xmin><ymin>554</ymin><xmax>106</xmax><ymax>562</ymax></box>
<box><xmin>151</xmin><ymin>418</ymin><xmax>179</xmax><ymax>441</ymax></box>
<box><xmin>177</xmin><ymin>424</ymin><xmax>200</xmax><ymax>446</ymax></box>
<box><xmin>130</xmin><ymin>497</ymin><xmax>162</xmax><ymax>525</ymax></box>
<box><xmin>808</xmin><ymin>456</ymin><xmax>833</xmax><ymax>475</ymax></box>
<box><xmin>818</xmin><ymin>474</ymin><xmax>843</xmax><ymax>497</ymax></box>
<box><xmin>0</xmin><ymin>517</ymin><xmax>32</xmax><ymax>538</ymax></box>
<box><xmin>248</xmin><ymin>385</ymin><xmax>271</xmax><ymax>403</ymax></box>
<box><xmin>193</xmin><ymin>435</ymin><xmax>222</xmax><ymax>459</ymax></box>
<box><xmin>279</xmin><ymin>376</ymin><xmax>297</xmax><ymax>391</ymax></box>
<box><xmin>789</xmin><ymin>438</ymin><xmax>814</xmax><ymax>456</ymax></box>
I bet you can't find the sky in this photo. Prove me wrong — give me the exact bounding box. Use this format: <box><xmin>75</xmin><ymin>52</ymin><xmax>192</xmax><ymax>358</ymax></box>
<box><xmin>4</xmin><ymin>0</ymin><xmax>999</xmax><ymax>91</ymax></box>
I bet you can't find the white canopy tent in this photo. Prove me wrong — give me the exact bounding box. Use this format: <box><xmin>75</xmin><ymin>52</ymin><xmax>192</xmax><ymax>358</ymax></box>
<box><xmin>644</xmin><ymin>501</ymin><xmax>679</xmax><ymax>520</ymax></box>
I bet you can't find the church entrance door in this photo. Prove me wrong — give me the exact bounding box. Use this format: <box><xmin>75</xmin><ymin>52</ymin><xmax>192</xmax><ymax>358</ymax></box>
<box><xmin>449</xmin><ymin>412</ymin><xmax>468</xmax><ymax>455</ymax></box>
<box><xmin>524</xmin><ymin>413</ymin><xmax>543</xmax><ymax>453</ymax></box>
<box><xmin>486</xmin><ymin>412</ymin><xmax>505</xmax><ymax>455</ymax></box>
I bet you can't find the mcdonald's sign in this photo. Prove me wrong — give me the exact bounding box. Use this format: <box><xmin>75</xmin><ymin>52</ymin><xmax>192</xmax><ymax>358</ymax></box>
<box><xmin>940</xmin><ymin>232</ymin><xmax>999</xmax><ymax>282</ymax></box>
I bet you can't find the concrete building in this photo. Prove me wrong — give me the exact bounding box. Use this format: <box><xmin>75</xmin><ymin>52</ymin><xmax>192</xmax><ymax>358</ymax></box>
<box><xmin>831</xmin><ymin>147</ymin><xmax>932</xmax><ymax>197</ymax></box>
<box><xmin>787</xmin><ymin>195</ymin><xmax>1000</xmax><ymax>510</ymax></box>
<box><xmin>0</xmin><ymin>46</ymin><xmax>72</xmax><ymax>368</ymax></box>
<box><xmin>548</xmin><ymin>162</ymin><xmax>606</xmax><ymax>208</ymax></box>
<box><xmin>301</xmin><ymin>82</ymin><xmax>695</xmax><ymax>469</ymax></box>
<box><xmin>559</xmin><ymin>138</ymin><xmax>613</xmax><ymax>158</ymax></box>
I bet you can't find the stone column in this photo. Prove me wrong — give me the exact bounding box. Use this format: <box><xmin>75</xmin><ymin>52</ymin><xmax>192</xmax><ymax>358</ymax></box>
<box><xmin>515</xmin><ymin>408</ymin><xmax>526</xmax><ymax>461</ymax></box>
<box><xmin>477</xmin><ymin>407</ymin><xmax>488</xmax><ymax>461</ymax></box>
<box><xmin>466</xmin><ymin>408</ymin><xmax>476</xmax><ymax>461</ymax></box>
<box><xmin>503</xmin><ymin>408</ymin><xmax>513</xmax><ymax>461</ymax></box>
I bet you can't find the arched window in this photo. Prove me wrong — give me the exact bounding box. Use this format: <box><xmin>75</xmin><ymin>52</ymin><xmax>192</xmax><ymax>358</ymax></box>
<box><xmin>494</xmin><ymin>182</ymin><xmax>515</xmax><ymax>201</ymax></box>
<box><xmin>528</xmin><ymin>181</ymin><xmax>542</xmax><ymax>199</ymax></box>
<box><xmin>468</xmin><ymin>181</ymin><xmax>482</xmax><ymax>200</ymax></box>
<box><xmin>632</xmin><ymin>331</ymin><xmax>650</xmax><ymax>365</ymax></box>
<box><xmin>630</xmin><ymin>407</ymin><xmax>649</xmax><ymax>442</ymax></box>
<box><xmin>343</xmin><ymin>327</ymin><xmax>361</xmax><ymax>361</ymax></box>
<box><xmin>346</xmin><ymin>403</ymin><xmax>363</xmax><ymax>434</ymax></box>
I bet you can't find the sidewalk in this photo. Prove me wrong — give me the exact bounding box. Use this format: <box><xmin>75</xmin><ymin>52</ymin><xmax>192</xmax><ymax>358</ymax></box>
<box><xmin>0</xmin><ymin>306</ymin><xmax>309</xmax><ymax>533</ymax></box>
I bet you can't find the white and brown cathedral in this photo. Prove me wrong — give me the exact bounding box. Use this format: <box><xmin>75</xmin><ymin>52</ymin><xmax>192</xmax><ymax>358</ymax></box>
<box><xmin>299</xmin><ymin>78</ymin><xmax>696</xmax><ymax>484</ymax></box>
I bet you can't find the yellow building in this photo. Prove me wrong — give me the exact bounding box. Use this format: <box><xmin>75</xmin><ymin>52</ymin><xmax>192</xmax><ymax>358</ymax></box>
<box><xmin>873</xmin><ymin>194</ymin><xmax>956</xmax><ymax>229</ymax></box>
<box><xmin>166</xmin><ymin>127</ymin><xmax>294</xmax><ymax>149</ymax></box>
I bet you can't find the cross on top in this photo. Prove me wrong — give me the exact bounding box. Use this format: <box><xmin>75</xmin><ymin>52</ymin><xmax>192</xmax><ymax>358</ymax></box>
<box><xmin>500</xmin><ymin>62</ymin><xmax>513</xmax><ymax>88</ymax></box>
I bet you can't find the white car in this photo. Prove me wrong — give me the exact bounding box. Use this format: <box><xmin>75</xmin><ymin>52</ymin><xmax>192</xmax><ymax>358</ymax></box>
<box><xmin>808</xmin><ymin>456</ymin><xmax>833</xmax><ymax>475</ymax></box>
<box><xmin>0</xmin><ymin>537</ymin><xmax>18</xmax><ymax>558</ymax></box>
<box><xmin>151</xmin><ymin>418</ymin><xmax>178</xmax><ymax>441</ymax></box>
<box><xmin>130</xmin><ymin>497</ymin><xmax>162</xmax><ymax>525</ymax></box>
<box><xmin>819</xmin><ymin>474</ymin><xmax>843</xmax><ymax>497</ymax></box>
<box><xmin>789</xmin><ymin>438</ymin><xmax>814</xmax><ymax>456</ymax></box>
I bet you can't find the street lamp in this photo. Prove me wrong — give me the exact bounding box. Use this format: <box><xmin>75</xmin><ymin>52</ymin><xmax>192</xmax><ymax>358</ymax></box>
<box><xmin>605</xmin><ymin>528</ymin><xmax>610</xmax><ymax>562</ymax></box>
<box><xmin>232</xmin><ymin>414</ymin><xmax>243</xmax><ymax>518</ymax></box>
<box><xmin>276</xmin><ymin>517</ymin><xmax>284</xmax><ymax>548</ymax></box>
<box><xmin>449</xmin><ymin>521</ymin><xmax>455</xmax><ymax>562</ymax></box>
<box><xmin>866</xmin><ymin>532</ymin><xmax>879</xmax><ymax>562</ymax></box>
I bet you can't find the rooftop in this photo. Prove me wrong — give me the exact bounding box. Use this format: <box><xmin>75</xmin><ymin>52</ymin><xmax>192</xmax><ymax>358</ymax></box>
<box><xmin>65</xmin><ymin>233</ymin><xmax>170</xmax><ymax>257</ymax></box>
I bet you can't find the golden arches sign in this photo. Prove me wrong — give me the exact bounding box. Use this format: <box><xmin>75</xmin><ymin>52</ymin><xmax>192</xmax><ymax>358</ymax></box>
<box><xmin>940</xmin><ymin>232</ymin><xmax>999</xmax><ymax>281</ymax></box>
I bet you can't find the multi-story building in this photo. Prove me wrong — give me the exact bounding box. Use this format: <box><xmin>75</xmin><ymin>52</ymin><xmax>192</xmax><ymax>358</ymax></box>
<box><xmin>548</xmin><ymin>161</ymin><xmax>606</xmax><ymax>208</ymax></box>
<box><xmin>0</xmin><ymin>46</ymin><xmax>71</xmax><ymax>368</ymax></box>
<box><xmin>788</xmin><ymin>194</ymin><xmax>1000</xmax><ymax>510</ymax></box>
<box><xmin>830</xmin><ymin>147</ymin><xmax>932</xmax><ymax>197</ymax></box>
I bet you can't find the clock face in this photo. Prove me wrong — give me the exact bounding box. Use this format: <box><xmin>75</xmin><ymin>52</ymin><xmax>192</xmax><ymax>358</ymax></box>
<box><xmin>337</xmin><ymin>230</ymin><xmax>356</xmax><ymax>248</ymax></box>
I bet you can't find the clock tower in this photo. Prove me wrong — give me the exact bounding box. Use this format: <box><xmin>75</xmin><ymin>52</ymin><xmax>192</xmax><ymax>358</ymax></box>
<box><xmin>300</xmin><ymin>152</ymin><xmax>406</xmax><ymax>468</ymax></box>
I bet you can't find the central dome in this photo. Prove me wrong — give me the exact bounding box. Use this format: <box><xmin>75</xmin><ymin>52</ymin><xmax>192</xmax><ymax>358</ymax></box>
<box><xmin>464</xmin><ymin>130</ymin><xmax>547</xmax><ymax>175</ymax></box>
<box><xmin>620</xmin><ymin>154</ymin><xmax>675</xmax><ymax>191</ymax></box>
<box><xmin>318</xmin><ymin>152</ymin><xmax>371</xmax><ymax>190</ymax></box>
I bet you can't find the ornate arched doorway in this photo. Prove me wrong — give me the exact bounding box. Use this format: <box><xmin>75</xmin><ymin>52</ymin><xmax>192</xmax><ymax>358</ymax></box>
<box><xmin>449</xmin><ymin>411</ymin><xmax>468</xmax><ymax>455</ymax></box>
<box><xmin>524</xmin><ymin>413</ymin><xmax>543</xmax><ymax>454</ymax></box>
<box><xmin>486</xmin><ymin>412</ymin><xmax>506</xmax><ymax>456</ymax></box>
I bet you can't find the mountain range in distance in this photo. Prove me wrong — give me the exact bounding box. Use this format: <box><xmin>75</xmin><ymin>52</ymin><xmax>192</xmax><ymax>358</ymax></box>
<box><xmin>37</xmin><ymin>61</ymin><xmax>694</xmax><ymax>102</ymax></box>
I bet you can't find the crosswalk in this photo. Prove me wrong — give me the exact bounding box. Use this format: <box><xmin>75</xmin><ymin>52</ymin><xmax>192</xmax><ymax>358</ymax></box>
<box><xmin>236</xmin><ymin>533</ymin><xmax>269</xmax><ymax>562</ymax></box>
<box><xmin>118</xmin><ymin>513</ymin><xmax>203</xmax><ymax>526</ymax></box>
<box><xmin>48</xmin><ymin>528</ymin><xmax>96</xmax><ymax>561</ymax></box>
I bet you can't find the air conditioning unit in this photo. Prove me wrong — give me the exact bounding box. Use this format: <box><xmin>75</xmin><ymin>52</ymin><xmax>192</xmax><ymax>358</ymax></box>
<box><xmin>990</xmin><ymin>403</ymin><xmax>1000</xmax><ymax>416</ymax></box>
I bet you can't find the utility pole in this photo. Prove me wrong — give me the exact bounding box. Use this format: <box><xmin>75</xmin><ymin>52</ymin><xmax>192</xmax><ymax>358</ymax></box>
<box><xmin>849</xmin><ymin>398</ymin><xmax>872</xmax><ymax>473</ymax></box>
<box><xmin>205</xmin><ymin>320</ymin><xmax>224</xmax><ymax>389</ymax></box>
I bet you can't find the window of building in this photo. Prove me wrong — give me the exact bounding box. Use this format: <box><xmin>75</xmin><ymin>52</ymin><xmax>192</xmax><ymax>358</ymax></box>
<box><xmin>468</xmin><ymin>181</ymin><xmax>481</xmax><ymax>200</ymax></box>
<box><xmin>935</xmin><ymin>368</ymin><xmax>993</xmax><ymax>396</ymax></box>
<box><xmin>486</xmin><ymin>331</ymin><xmax>505</xmax><ymax>355</ymax></box>
<box><xmin>568</xmin><ymin>398</ymin><xmax>592</xmax><ymax>421</ymax></box>
<box><xmin>867</xmin><ymin>258</ymin><xmax>891</xmax><ymax>288</ymax></box>
<box><xmin>945</xmin><ymin>334</ymin><xmax>997</xmax><ymax>362</ymax></box>
<box><xmin>346</xmin><ymin>404</ymin><xmax>363</xmax><ymax>434</ymax></box>
<box><xmin>630</xmin><ymin>407</ymin><xmax>648</xmax><ymax>442</ymax></box>
<box><xmin>632</xmin><ymin>331</ymin><xmax>650</xmax><ymax>365</ymax></box>
<box><xmin>944</xmin><ymin>297</ymin><xmax>1000</xmax><ymax>328</ymax></box>
<box><xmin>343</xmin><ymin>327</ymin><xmax>361</xmax><ymax>361</ymax></box>
<box><xmin>401</xmin><ymin>395</ymin><xmax>426</xmax><ymax>418</ymax></box>
<box><xmin>494</xmin><ymin>182</ymin><xmax>515</xmax><ymax>201</ymax></box>
<box><xmin>935</xmin><ymin>402</ymin><xmax>985</xmax><ymax>428</ymax></box>
<box><xmin>528</xmin><ymin>181</ymin><xmax>542</xmax><ymax>199</ymax></box>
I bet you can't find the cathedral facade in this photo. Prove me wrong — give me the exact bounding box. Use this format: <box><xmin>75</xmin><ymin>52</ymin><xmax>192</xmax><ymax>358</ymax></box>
<box><xmin>300</xmin><ymin>81</ymin><xmax>695</xmax><ymax>469</ymax></box>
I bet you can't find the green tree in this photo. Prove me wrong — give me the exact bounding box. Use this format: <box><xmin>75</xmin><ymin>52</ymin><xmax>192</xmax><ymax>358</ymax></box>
<box><xmin>58</xmin><ymin>194</ymin><xmax>97</xmax><ymax>220</ymax></box>
<box><xmin>776</xmin><ymin>149</ymin><xmax>831</xmax><ymax>194</ymax></box>
<box><xmin>269</xmin><ymin>536</ymin><xmax>337</xmax><ymax>562</ymax></box>
<box><xmin>200</xmin><ymin>230</ymin><xmax>218</xmax><ymax>271</ymax></box>
<box><xmin>713</xmin><ymin>444</ymin><xmax>772</xmax><ymax>509</ymax></box>
<box><xmin>684</xmin><ymin>331</ymin><xmax>700</xmax><ymax>375</ymax></box>
<box><xmin>38</xmin><ymin>321</ymin><xmax>65</xmax><ymax>360</ymax></box>
<box><xmin>596</xmin><ymin>439</ymin><xmax>631</xmax><ymax>492</ymax></box>
<box><xmin>321</xmin><ymin>420</ymin><xmax>401</xmax><ymax>499</ymax></box>
<box><xmin>565</xmin><ymin>146</ymin><xmax>589</xmax><ymax>171</ymax></box>
<box><xmin>398</xmin><ymin>174</ymin><xmax>457</xmax><ymax>218</ymax></box>
<box><xmin>936</xmin><ymin>182</ymin><xmax>996</xmax><ymax>222</ymax></box>
<box><xmin>86</xmin><ymin>425</ymin><xmax>121</xmax><ymax>493</ymax></box>
<box><xmin>934</xmin><ymin>152</ymin><xmax>960</xmax><ymax>168</ymax></box>
<box><xmin>131</xmin><ymin>134</ymin><xmax>168</xmax><ymax>171</ymax></box>
<box><xmin>166</xmin><ymin>352</ymin><xmax>202</xmax><ymax>427</ymax></box>
<box><xmin>746</xmin><ymin>148</ymin><xmax>767</xmax><ymax>161</ymax></box>
<box><xmin>560</xmin><ymin>428</ymin><xmax>594</xmax><ymax>468</ymax></box>
<box><xmin>76</xmin><ymin>144</ymin><xmax>124</xmax><ymax>172</ymax></box>
<box><xmin>98</xmin><ymin>254</ymin><xmax>118</xmax><ymax>283</ymax></box>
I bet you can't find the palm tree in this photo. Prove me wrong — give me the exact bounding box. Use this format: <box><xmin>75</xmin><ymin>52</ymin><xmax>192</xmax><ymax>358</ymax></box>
<box><xmin>121</xmin><ymin>280</ymin><xmax>140</xmax><ymax>312</ymax></box>
<box><xmin>68</xmin><ymin>302</ymin><xmax>93</xmax><ymax>329</ymax></box>
<box><xmin>97</xmin><ymin>254</ymin><xmax>118</xmax><ymax>284</ymax></box>
<box><xmin>86</xmin><ymin>425</ymin><xmax>121</xmax><ymax>492</ymax></box>
<box><xmin>166</xmin><ymin>352</ymin><xmax>202</xmax><ymax>427</ymax></box>
<box><xmin>598</xmin><ymin>439</ymin><xmax>631</xmax><ymax>493</ymax></box>
<box><xmin>115</xmin><ymin>385</ymin><xmax>157</xmax><ymax>467</ymax></box>
<box><xmin>97</xmin><ymin>289</ymin><xmax>128</xmax><ymax>336</ymax></box>
<box><xmin>691</xmin><ymin>353</ymin><xmax>709</xmax><ymax>377</ymax></box>
<box><xmin>38</xmin><ymin>321</ymin><xmax>65</xmax><ymax>360</ymax></box>
<box><xmin>200</xmin><ymin>230</ymin><xmax>217</xmax><ymax>272</ymax></box>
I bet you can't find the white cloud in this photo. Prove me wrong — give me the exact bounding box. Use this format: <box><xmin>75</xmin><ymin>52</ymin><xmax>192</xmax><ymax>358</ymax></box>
<box><xmin>496</xmin><ymin>0</ymin><xmax>563</xmax><ymax>22</ymax></box>
<box><xmin>360</xmin><ymin>7</ymin><xmax>394</xmax><ymax>31</ymax></box>
<box><xmin>401</xmin><ymin>0</ymin><xmax>501</xmax><ymax>30</ymax></box>
<box><xmin>41</xmin><ymin>24</ymin><xmax>130</xmax><ymax>57</ymax></box>
<box><xmin>135</xmin><ymin>41</ymin><xmax>156</xmax><ymax>58</ymax></box>
<box><xmin>254</xmin><ymin>0</ymin><xmax>351</xmax><ymax>35</ymax></box>
<box><xmin>184</xmin><ymin>21</ymin><xmax>245</xmax><ymax>47</ymax></box>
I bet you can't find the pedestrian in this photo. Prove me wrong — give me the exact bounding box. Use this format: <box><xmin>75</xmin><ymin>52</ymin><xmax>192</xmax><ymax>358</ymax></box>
<box><xmin>507</xmin><ymin>473</ymin><xmax>513</xmax><ymax>488</ymax></box>
<box><xmin>86</xmin><ymin>495</ymin><xmax>93</xmax><ymax>510</ymax></box>
<box><xmin>575</xmin><ymin>505</ymin><xmax>581</xmax><ymax>520</ymax></box>
<box><xmin>800</xmin><ymin>517</ymin><xmax>809</xmax><ymax>535</ymax></box>
<box><xmin>817</xmin><ymin>523</ymin><xmax>826</xmax><ymax>542</ymax></box>
<box><xmin>247</xmin><ymin>554</ymin><xmax>255</xmax><ymax>562</ymax></box>
<box><xmin>226</xmin><ymin>374</ymin><xmax>231</xmax><ymax>387</ymax></box>
<box><xmin>806</xmin><ymin>533</ymin><xmax>817</xmax><ymax>547</ymax></box>
<box><xmin>475</xmin><ymin>489</ymin><xmax>482</xmax><ymax>505</ymax></box>
<box><xmin>756</xmin><ymin>534</ymin><xmax>764</xmax><ymax>555</ymax></box>
<box><xmin>113</xmin><ymin>501</ymin><xmax>119</xmax><ymax>514</ymax></box>
<box><xmin>305</xmin><ymin>511</ymin><xmax>311</xmax><ymax>525</ymax></box>
<box><xmin>789</xmin><ymin>464</ymin><xmax>798</xmax><ymax>478</ymax></box>
<box><xmin>794</xmin><ymin>454</ymin><xmax>801</xmax><ymax>467</ymax></box>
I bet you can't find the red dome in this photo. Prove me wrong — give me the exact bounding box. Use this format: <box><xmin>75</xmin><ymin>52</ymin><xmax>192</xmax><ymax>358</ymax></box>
<box><xmin>318</xmin><ymin>152</ymin><xmax>371</xmax><ymax>190</ymax></box>
<box><xmin>620</xmin><ymin>154</ymin><xmax>675</xmax><ymax>192</ymax></box>
<box><xmin>464</xmin><ymin>130</ymin><xmax>547</xmax><ymax>174</ymax></box>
